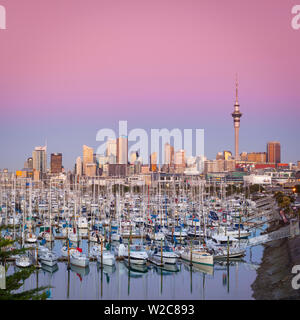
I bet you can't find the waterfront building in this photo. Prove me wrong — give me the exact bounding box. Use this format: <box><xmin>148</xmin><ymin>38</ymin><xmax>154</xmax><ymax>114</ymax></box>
<box><xmin>244</xmin><ymin>174</ymin><xmax>272</xmax><ymax>185</ymax></box>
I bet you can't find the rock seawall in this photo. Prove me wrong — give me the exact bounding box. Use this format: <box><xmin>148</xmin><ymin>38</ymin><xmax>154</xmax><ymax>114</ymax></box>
<box><xmin>251</xmin><ymin>222</ymin><xmax>300</xmax><ymax>300</ymax></box>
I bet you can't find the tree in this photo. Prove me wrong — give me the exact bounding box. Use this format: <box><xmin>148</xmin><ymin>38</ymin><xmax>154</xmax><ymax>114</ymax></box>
<box><xmin>279</xmin><ymin>196</ymin><xmax>292</xmax><ymax>214</ymax></box>
<box><xmin>0</xmin><ymin>226</ymin><xmax>48</xmax><ymax>300</ymax></box>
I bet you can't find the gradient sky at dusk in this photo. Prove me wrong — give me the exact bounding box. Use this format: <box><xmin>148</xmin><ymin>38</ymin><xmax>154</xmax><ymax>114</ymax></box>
<box><xmin>0</xmin><ymin>0</ymin><xmax>299</xmax><ymax>170</ymax></box>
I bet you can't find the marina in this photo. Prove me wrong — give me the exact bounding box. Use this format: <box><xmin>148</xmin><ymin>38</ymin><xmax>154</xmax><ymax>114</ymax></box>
<box><xmin>1</xmin><ymin>175</ymin><xmax>297</xmax><ymax>299</ymax></box>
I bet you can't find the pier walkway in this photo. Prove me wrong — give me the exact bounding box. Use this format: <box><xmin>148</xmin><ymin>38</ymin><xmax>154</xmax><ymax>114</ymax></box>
<box><xmin>247</xmin><ymin>219</ymin><xmax>300</xmax><ymax>248</ymax></box>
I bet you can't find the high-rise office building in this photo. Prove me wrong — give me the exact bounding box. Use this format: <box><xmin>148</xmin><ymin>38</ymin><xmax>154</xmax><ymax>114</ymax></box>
<box><xmin>150</xmin><ymin>152</ymin><xmax>157</xmax><ymax>172</ymax></box>
<box><xmin>117</xmin><ymin>136</ymin><xmax>128</xmax><ymax>164</ymax></box>
<box><xmin>224</xmin><ymin>151</ymin><xmax>233</xmax><ymax>161</ymax></box>
<box><xmin>85</xmin><ymin>163</ymin><xmax>97</xmax><ymax>177</ymax></box>
<box><xmin>216</xmin><ymin>152</ymin><xmax>224</xmax><ymax>160</ymax></box>
<box><xmin>164</xmin><ymin>143</ymin><xmax>174</xmax><ymax>165</ymax></box>
<box><xmin>130</xmin><ymin>151</ymin><xmax>138</xmax><ymax>164</ymax></box>
<box><xmin>83</xmin><ymin>145</ymin><xmax>94</xmax><ymax>175</ymax></box>
<box><xmin>24</xmin><ymin>157</ymin><xmax>33</xmax><ymax>169</ymax></box>
<box><xmin>247</xmin><ymin>152</ymin><xmax>266</xmax><ymax>163</ymax></box>
<box><xmin>32</xmin><ymin>146</ymin><xmax>47</xmax><ymax>173</ymax></box>
<box><xmin>106</xmin><ymin>139</ymin><xmax>117</xmax><ymax>164</ymax></box>
<box><xmin>267</xmin><ymin>142</ymin><xmax>281</xmax><ymax>164</ymax></box>
<box><xmin>50</xmin><ymin>153</ymin><xmax>62</xmax><ymax>174</ymax></box>
<box><xmin>76</xmin><ymin>157</ymin><xmax>82</xmax><ymax>176</ymax></box>
<box><xmin>175</xmin><ymin>150</ymin><xmax>186</xmax><ymax>168</ymax></box>
<box><xmin>231</xmin><ymin>76</ymin><xmax>242</xmax><ymax>160</ymax></box>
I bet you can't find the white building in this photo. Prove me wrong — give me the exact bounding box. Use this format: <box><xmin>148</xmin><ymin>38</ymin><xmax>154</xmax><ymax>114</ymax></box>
<box><xmin>243</xmin><ymin>175</ymin><xmax>271</xmax><ymax>185</ymax></box>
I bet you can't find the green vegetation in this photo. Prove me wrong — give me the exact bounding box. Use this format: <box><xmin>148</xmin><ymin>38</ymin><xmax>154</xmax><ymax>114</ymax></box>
<box><xmin>0</xmin><ymin>226</ymin><xmax>48</xmax><ymax>300</ymax></box>
<box><xmin>273</xmin><ymin>191</ymin><xmax>295</xmax><ymax>214</ymax></box>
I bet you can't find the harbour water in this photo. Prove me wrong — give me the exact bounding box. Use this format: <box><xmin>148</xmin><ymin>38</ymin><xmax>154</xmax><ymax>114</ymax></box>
<box><xmin>7</xmin><ymin>233</ymin><xmax>264</xmax><ymax>300</ymax></box>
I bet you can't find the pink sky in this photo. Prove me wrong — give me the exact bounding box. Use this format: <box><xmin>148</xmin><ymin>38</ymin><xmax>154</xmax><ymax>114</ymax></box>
<box><xmin>0</xmin><ymin>0</ymin><xmax>299</xmax><ymax>168</ymax></box>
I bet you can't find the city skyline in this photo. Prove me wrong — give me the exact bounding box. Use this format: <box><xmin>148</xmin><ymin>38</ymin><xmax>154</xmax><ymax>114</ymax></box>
<box><xmin>0</xmin><ymin>0</ymin><xmax>299</xmax><ymax>170</ymax></box>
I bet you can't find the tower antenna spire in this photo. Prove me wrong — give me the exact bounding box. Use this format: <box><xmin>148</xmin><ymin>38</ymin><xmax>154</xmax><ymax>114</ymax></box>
<box><xmin>235</xmin><ymin>73</ymin><xmax>239</xmax><ymax>104</ymax></box>
<box><xmin>232</xmin><ymin>74</ymin><xmax>242</xmax><ymax>160</ymax></box>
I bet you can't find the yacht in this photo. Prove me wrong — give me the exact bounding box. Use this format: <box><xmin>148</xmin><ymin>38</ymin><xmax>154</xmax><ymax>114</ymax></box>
<box><xmin>206</xmin><ymin>235</ymin><xmax>247</xmax><ymax>259</ymax></box>
<box><xmin>70</xmin><ymin>250</ymin><xmax>89</xmax><ymax>267</ymax></box>
<box><xmin>16</xmin><ymin>254</ymin><xmax>32</xmax><ymax>268</ymax></box>
<box><xmin>77</xmin><ymin>217</ymin><xmax>88</xmax><ymax>229</ymax></box>
<box><xmin>39</xmin><ymin>251</ymin><xmax>58</xmax><ymax>267</ymax></box>
<box><xmin>123</xmin><ymin>244</ymin><xmax>148</xmax><ymax>265</ymax></box>
<box><xmin>61</xmin><ymin>245</ymin><xmax>77</xmax><ymax>257</ymax></box>
<box><xmin>148</xmin><ymin>245</ymin><xmax>178</xmax><ymax>265</ymax></box>
<box><xmin>180</xmin><ymin>247</ymin><xmax>214</xmax><ymax>266</ymax></box>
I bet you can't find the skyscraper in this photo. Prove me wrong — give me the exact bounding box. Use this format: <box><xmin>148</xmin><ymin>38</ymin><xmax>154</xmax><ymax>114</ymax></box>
<box><xmin>50</xmin><ymin>153</ymin><xmax>62</xmax><ymax>174</ymax></box>
<box><xmin>32</xmin><ymin>146</ymin><xmax>47</xmax><ymax>173</ymax></box>
<box><xmin>247</xmin><ymin>152</ymin><xmax>267</xmax><ymax>163</ymax></box>
<box><xmin>267</xmin><ymin>142</ymin><xmax>281</xmax><ymax>164</ymax></box>
<box><xmin>231</xmin><ymin>76</ymin><xmax>242</xmax><ymax>160</ymax></box>
<box><xmin>106</xmin><ymin>139</ymin><xmax>117</xmax><ymax>163</ymax></box>
<box><xmin>216</xmin><ymin>152</ymin><xmax>224</xmax><ymax>160</ymax></box>
<box><xmin>83</xmin><ymin>145</ymin><xmax>94</xmax><ymax>175</ymax></box>
<box><xmin>164</xmin><ymin>143</ymin><xmax>174</xmax><ymax>165</ymax></box>
<box><xmin>223</xmin><ymin>150</ymin><xmax>232</xmax><ymax>161</ymax></box>
<box><xmin>130</xmin><ymin>151</ymin><xmax>138</xmax><ymax>164</ymax></box>
<box><xmin>150</xmin><ymin>152</ymin><xmax>157</xmax><ymax>172</ymax></box>
<box><xmin>24</xmin><ymin>157</ymin><xmax>33</xmax><ymax>169</ymax></box>
<box><xmin>175</xmin><ymin>150</ymin><xmax>186</xmax><ymax>168</ymax></box>
<box><xmin>116</xmin><ymin>136</ymin><xmax>128</xmax><ymax>164</ymax></box>
<box><xmin>76</xmin><ymin>156</ymin><xmax>82</xmax><ymax>176</ymax></box>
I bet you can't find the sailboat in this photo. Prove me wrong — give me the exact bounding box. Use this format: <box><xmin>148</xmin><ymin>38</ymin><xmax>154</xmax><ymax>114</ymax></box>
<box><xmin>70</xmin><ymin>248</ymin><xmax>89</xmax><ymax>267</ymax></box>
<box><xmin>16</xmin><ymin>253</ymin><xmax>32</xmax><ymax>268</ymax></box>
<box><xmin>39</xmin><ymin>251</ymin><xmax>58</xmax><ymax>267</ymax></box>
<box><xmin>148</xmin><ymin>245</ymin><xmax>179</xmax><ymax>265</ymax></box>
<box><xmin>180</xmin><ymin>247</ymin><xmax>214</xmax><ymax>266</ymax></box>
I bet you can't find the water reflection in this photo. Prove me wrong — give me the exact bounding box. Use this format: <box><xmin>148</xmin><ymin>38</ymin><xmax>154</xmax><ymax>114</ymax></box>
<box><xmin>11</xmin><ymin>237</ymin><xmax>264</xmax><ymax>300</ymax></box>
<box><xmin>41</xmin><ymin>263</ymin><xmax>59</xmax><ymax>274</ymax></box>
<box><xmin>70</xmin><ymin>264</ymin><xmax>90</xmax><ymax>277</ymax></box>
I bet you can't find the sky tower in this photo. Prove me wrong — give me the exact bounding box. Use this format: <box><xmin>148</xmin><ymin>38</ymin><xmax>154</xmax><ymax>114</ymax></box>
<box><xmin>231</xmin><ymin>75</ymin><xmax>242</xmax><ymax>160</ymax></box>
